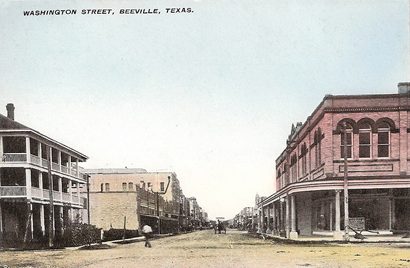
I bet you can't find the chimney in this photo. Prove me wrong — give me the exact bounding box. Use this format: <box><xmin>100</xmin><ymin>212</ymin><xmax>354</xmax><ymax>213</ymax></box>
<box><xmin>398</xmin><ymin>82</ymin><xmax>410</xmax><ymax>94</ymax></box>
<box><xmin>6</xmin><ymin>103</ymin><xmax>15</xmax><ymax>120</ymax></box>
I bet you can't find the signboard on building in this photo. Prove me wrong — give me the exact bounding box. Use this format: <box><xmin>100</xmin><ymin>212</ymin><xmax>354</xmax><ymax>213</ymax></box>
<box><xmin>349</xmin><ymin>217</ymin><xmax>365</xmax><ymax>231</ymax></box>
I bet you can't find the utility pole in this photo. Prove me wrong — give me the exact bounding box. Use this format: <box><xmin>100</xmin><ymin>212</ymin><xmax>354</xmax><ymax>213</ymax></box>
<box><xmin>156</xmin><ymin>191</ymin><xmax>160</xmax><ymax>234</ymax></box>
<box><xmin>46</xmin><ymin>145</ymin><xmax>54</xmax><ymax>248</ymax></box>
<box><xmin>152</xmin><ymin>175</ymin><xmax>171</xmax><ymax>235</ymax></box>
<box><xmin>343</xmin><ymin>122</ymin><xmax>349</xmax><ymax>241</ymax></box>
<box><xmin>86</xmin><ymin>175</ymin><xmax>90</xmax><ymax>224</ymax></box>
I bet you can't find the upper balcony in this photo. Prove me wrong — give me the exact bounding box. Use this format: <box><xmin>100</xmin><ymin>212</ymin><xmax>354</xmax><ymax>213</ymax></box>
<box><xmin>0</xmin><ymin>167</ymin><xmax>87</xmax><ymax>208</ymax></box>
<box><xmin>0</xmin><ymin>186</ymin><xmax>87</xmax><ymax>208</ymax></box>
<box><xmin>0</xmin><ymin>136</ymin><xmax>85</xmax><ymax>181</ymax></box>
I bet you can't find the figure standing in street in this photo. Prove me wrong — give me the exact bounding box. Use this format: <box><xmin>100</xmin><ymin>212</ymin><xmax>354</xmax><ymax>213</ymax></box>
<box><xmin>142</xmin><ymin>224</ymin><xmax>153</xmax><ymax>248</ymax></box>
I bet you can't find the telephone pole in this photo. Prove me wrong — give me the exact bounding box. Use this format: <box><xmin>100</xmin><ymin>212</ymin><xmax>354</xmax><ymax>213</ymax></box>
<box><xmin>343</xmin><ymin>122</ymin><xmax>349</xmax><ymax>241</ymax></box>
<box><xmin>46</xmin><ymin>145</ymin><xmax>54</xmax><ymax>248</ymax></box>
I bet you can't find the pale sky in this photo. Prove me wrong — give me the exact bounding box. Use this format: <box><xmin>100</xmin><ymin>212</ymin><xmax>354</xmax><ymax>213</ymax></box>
<box><xmin>0</xmin><ymin>0</ymin><xmax>409</xmax><ymax>220</ymax></box>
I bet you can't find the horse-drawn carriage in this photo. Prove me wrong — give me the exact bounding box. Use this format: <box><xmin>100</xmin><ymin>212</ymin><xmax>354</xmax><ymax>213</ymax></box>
<box><xmin>214</xmin><ymin>220</ymin><xmax>226</xmax><ymax>234</ymax></box>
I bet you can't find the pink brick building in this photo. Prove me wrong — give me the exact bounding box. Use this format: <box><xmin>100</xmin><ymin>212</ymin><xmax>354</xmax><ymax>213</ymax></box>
<box><xmin>258</xmin><ymin>83</ymin><xmax>410</xmax><ymax>239</ymax></box>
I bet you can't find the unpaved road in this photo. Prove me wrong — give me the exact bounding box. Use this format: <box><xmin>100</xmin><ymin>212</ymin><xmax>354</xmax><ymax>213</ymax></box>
<box><xmin>1</xmin><ymin>230</ymin><xmax>410</xmax><ymax>267</ymax></box>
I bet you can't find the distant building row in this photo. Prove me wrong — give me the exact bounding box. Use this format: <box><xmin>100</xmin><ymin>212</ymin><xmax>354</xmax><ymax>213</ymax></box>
<box><xmin>85</xmin><ymin>168</ymin><xmax>209</xmax><ymax>233</ymax></box>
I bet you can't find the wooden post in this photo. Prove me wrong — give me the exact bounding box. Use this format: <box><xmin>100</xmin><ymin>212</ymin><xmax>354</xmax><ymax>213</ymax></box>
<box><xmin>23</xmin><ymin>202</ymin><xmax>32</xmax><ymax>245</ymax></box>
<box><xmin>122</xmin><ymin>216</ymin><xmax>126</xmax><ymax>241</ymax></box>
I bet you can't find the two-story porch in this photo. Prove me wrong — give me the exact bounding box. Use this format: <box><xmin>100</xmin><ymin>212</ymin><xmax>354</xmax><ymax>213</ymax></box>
<box><xmin>258</xmin><ymin>177</ymin><xmax>410</xmax><ymax>240</ymax></box>
<box><xmin>0</xmin><ymin>134</ymin><xmax>88</xmax><ymax>244</ymax></box>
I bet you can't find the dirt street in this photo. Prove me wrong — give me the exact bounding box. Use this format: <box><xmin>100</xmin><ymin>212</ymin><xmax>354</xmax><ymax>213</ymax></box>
<box><xmin>1</xmin><ymin>230</ymin><xmax>410</xmax><ymax>268</ymax></box>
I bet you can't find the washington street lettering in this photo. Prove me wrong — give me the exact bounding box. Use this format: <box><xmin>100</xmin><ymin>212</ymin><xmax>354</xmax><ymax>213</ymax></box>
<box><xmin>23</xmin><ymin>9</ymin><xmax>77</xmax><ymax>16</ymax></box>
<box><xmin>23</xmin><ymin>8</ymin><xmax>193</xmax><ymax>16</ymax></box>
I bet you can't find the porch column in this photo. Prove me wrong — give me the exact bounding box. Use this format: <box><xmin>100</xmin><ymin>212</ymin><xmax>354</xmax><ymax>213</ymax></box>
<box><xmin>266</xmin><ymin>204</ymin><xmax>271</xmax><ymax>233</ymax></box>
<box><xmin>76</xmin><ymin>182</ymin><xmax>81</xmax><ymax>204</ymax></box>
<box><xmin>25</xmin><ymin>168</ymin><xmax>32</xmax><ymax>200</ymax></box>
<box><xmin>329</xmin><ymin>201</ymin><xmax>333</xmax><ymax>231</ymax></box>
<box><xmin>257</xmin><ymin>208</ymin><xmax>261</xmax><ymax>232</ymax></box>
<box><xmin>70</xmin><ymin>208</ymin><xmax>74</xmax><ymax>223</ymax></box>
<box><xmin>0</xmin><ymin>135</ymin><xmax>3</xmax><ymax>159</ymax></box>
<box><xmin>52</xmin><ymin>205</ymin><xmax>55</xmax><ymax>236</ymax></box>
<box><xmin>251</xmin><ymin>208</ymin><xmax>255</xmax><ymax>231</ymax></box>
<box><xmin>261</xmin><ymin>206</ymin><xmax>265</xmax><ymax>233</ymax></box>
<box><xmin>38</xmin><ymin>142</ymin><xmax>42</xmax><ymax>160</ymax></box>
<box><xmin>290</xmin><ymin>194</ymin><xmax>298</xmax><ymax>239</ymax></box>
<box><xmin>285</xmin><ymin>195</ymin><xmax>290</xmax><ymax>238</ymax></box>
<box><xmin>0</xmin><ymin>202</ymin><xmax>3</xmax><ymax>236</ymax></box>
<box><xmin>57</xmin><ymin>151</ymin><xmax>62</xmax><ymax>172</ymax></box>
<box><xmin>68</xmin><ymin>156</ymin><xmax>72</xmax><ymax>173</ymax></box>
<box><xmin>25</xmin><ymin>136</ymin><xmax>30</xmax><ymax>162</ymax></box>
<box><xmin>69</xmin><ymin>180</ymin><xmax>73</xmax><ymax>203</ymax></box>
<box><xmin>333</xmin><ymin>190</ymin><xmax>343</xmax><ymax>239</ymax></box>
<box><xmin>390</xmin><ymin>197</ymin><xmax>396</xmax><ymax>230</ymax></box>
<box><xmin>59</xmin><ymin>206</ymin><xmax>64</xmax><ymax>235</ymax></box>
<box><xmin>40</xmin><ymin>204</ymin><xmax>45</xmax><ymax>236</ymax></box>
<box><xmin>39</xmin><ymin>172</ymin><xmax>43</xmax><ymax>198</ymax></box>
<box><xmin>280</xmin><ymin>199</ymin><xmax>284</xmax><ymax>236</ymax></box>
<box><xmin>272</xmin><ymin>203</ymin><xmax>276</xmax><ymax>235</ymax></box>
<box><xmin>29</xmin><ymin>202</ymin><xmax>34</xmax><ymax>240</ymax></box>
<box><xmin>76</xmin><ymin>159</ymin><xmax>79</xmax><ymax>177</ymax></box>
<box><xmin>58</xmin><ymin>177</ymin><xmax>63</xmax><ymax>201</ymax></box>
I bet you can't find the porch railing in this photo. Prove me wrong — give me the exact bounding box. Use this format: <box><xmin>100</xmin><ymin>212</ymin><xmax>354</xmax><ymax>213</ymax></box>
<box><xmin>30</xmin><ymin>154</ymin><xmax>41</xmax><ymax>165</ymax></box>
<box><xmin>1</xmin><ymin>153</ymin><xmax>27</xmax><ymax>162</ymax></box>
<box><xmin>72</xmin><ymin>194</ymin><xmax>80</xmax><ymax>203</ymax></box>
<box><xmin>80</xmin><ymin>197</ymin><xmax>87</xmax><ymax>208</ymax></box>
<box><xmin>61</xmin><ymin>166</ymin><xmax>68</xmax><ymax>173</ymax></box>
<box><xmin>71</xmin><ymin>169</ymin><xmax>78</xmax><ymax>176</ymax></box>
<box><xmin>62</xmin><ymin>192</ymin><xmax>71</xmax><ymax>202</ymax></box>
<box><xmin>41</xmin><ymin>158</ymin><xmax>49</xmax><ymax>168</ymax></box>
<box><xmin>1</xmin><ymin>153</ymin><xmax>83</xmax><ymax>180</ymax></box>
<box><xmin>52</xmin><ymin>162</ymin><xmax>60</xmax><ymax>172</ymax></box>
<box><xmin>31</xmin><ymin>187</ymin><xmax>43</xmax><ymax>198</ymax></box>
<box><xmin>0</xmin><ymin>186</ymin><xmax>26</xmax><ymax>196</ymax></box>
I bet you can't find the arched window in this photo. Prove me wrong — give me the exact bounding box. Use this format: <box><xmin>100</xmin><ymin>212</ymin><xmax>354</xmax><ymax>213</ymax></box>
<box><xmin>283</xmin><ymin>163</ymin><xmax>288</xmax><ymax>187</ymax></box>
<box><xmin>316</xmin><ymin>128</ymin><xmax>322</xmax><ymax>166</ymax></box>
<box><xmin>378</xmin><ymin>122</ymin><xmax>390</xmax><ymax>157</ymax></box>
<box><xmin>128</xmin><ymin>182</ymin><xmax>134</xmax><ymax>191</ymax></box>
<box><xmin>300</xmin><ymin>143</ymin><xmax>308</xmax><ymax>175</ymax></box>
<box><xmin>105</xmin><ymin>183</ymin><xmax>110</xmax><ymax>192</ymax></box>
<box><xmin>290</xmin><ymin>154</ymin><xmax>297</xmax><ymax>182</ymax></box>
<box><xmin>358</xmin><ymin>122</ymin><xmax>371</xmax><ymax>158</ymax></box>
<box><xmin>340</xmin><ymin>123</ymin><xmax>353</xmax><ymax>159</ymax></box>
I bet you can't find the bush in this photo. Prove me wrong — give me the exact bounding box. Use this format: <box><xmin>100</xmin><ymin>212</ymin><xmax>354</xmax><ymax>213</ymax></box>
<box><xmin>103</xmin><ymin>228</ymin><xmax>139</xmax><ymax>241</ymax></box>
<box><xmin>63</xmin><ymin>223</ymin><xmax>102</xmax><ymax>247</ymax></box>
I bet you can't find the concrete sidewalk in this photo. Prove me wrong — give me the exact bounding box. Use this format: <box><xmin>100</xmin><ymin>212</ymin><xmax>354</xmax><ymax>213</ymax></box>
<box><xmin>65</xmin><ymin>233</ymin><xmax>177</xmax><ymax>250</ymax></box>
<box><xmin>261</xmin><ymin>233</ymin><xmax>410</xmax><ymax>244</ymax></box>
